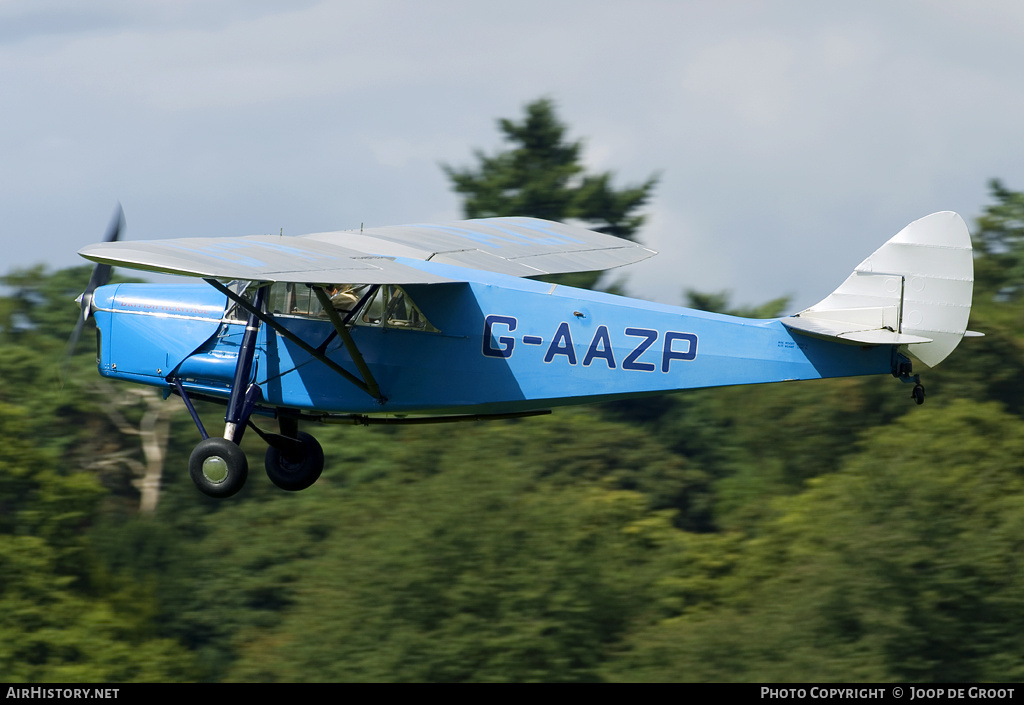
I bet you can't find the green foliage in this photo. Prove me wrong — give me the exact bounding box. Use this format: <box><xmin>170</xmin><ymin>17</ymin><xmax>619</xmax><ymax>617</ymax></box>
<box><xmin>0</xmin><ymin>400</ymin><xmax>196</xmax><ymax>682</ymax></box>
<box><xmin>973</xmin><ymin>179</ymin><xmax>1024</xmax><ymax>300</ymax></box>
<box><xmin>608</xmin><ymin>402</ymin><xmax>1024</xmax><ymax>682</ymax></box>
<box><xmin>219</xmin><ymin>468</ymin><xmax>664</xmax><ymax>681</ymax></box>
<box><xmin>0</xmin><ymin>533</ymin><xmax>195</xmax><ymax>683</ymax></box>
<box><xmin>0</xmin><ymin>266</ymin><xmax>199</xmax><ymax>682</ymax></box>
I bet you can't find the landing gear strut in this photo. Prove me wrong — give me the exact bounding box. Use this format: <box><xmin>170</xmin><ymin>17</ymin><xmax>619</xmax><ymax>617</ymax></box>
<box><xmin>178</xmin><ymin>284</ymin><xmax>325</xmax><ymax>498</ymax></box>
<box><xmin>184</xmin><ymin>286</ymin><xmax>266</xmax><ymax>498</ymax></box>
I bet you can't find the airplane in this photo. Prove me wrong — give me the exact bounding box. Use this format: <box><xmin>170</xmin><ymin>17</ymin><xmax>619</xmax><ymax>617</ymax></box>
<box><xmin>76</xmin><ymin>209</ymin><xmax>979</xmax><ymax>499</ymax></box>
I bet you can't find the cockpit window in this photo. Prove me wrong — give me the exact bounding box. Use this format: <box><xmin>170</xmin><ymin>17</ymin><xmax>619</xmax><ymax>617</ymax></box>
<box><xmin>359</xmin><ymin>285</ymin><xmax>439</xmax><ymax>332</ymax></box>
<box><xmin>268</xmin><ymin>282</ymin><xmax>320</xmax><ymax>317</ymax></box>
<box><xmin>262</xmin><ymin>282</ymin><xmax>439</xmax><ymax>332</ymax></box>
<box><xmin>266</xmin><ymin>282</ymin><xmax>375</xmax><ymax>318</ymax></box>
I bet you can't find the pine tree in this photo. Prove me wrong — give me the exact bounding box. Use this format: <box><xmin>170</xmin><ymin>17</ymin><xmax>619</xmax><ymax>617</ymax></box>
<box><xmin>443</xmin><ymin>98</ymin><xmax>658</xmax><ymax>289</ymax></box>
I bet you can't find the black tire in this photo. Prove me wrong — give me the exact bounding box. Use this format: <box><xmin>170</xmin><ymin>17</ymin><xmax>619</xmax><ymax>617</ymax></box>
<box><xmin>265</xmin><ymin>432</ymin><xmax>324</xmax><ymax>491</ymax></box>
<box><xmin>189</xmin><ymin>437</ymin><xmax>249</xmax><ymax>498</ymax></box>
<box><xmin>912</xmin><ymin>384</ymin><xmax>926</xmax><ymax>405</ymax></box>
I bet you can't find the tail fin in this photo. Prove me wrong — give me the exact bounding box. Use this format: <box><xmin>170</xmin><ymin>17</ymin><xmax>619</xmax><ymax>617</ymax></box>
<box><xmin>782</xmin><ymin>211</ymin><xmax>976</xmax><ymax>368</ymax></box>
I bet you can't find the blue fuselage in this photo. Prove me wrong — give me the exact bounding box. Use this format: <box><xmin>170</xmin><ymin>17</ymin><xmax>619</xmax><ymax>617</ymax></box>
<box><xmin>91</xmin><ymin>266</ymin><xmax>894</xmax><ymax>416</ymax></box>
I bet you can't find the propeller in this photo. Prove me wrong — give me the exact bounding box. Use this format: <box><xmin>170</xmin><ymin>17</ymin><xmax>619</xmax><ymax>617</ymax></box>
<box><xmin>62</xmin><ymin>204</ymin><xmax>124</xmax><ymax>384</ymax></box>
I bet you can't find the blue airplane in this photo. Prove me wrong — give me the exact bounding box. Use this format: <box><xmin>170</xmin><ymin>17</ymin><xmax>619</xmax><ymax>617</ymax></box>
<box><xmin>76</xmin><ymin>210</ymin><xmax>979</xmax><ymax>498</ymax></box>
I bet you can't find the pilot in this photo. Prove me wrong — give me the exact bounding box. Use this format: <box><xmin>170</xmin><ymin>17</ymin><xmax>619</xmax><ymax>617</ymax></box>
<box><xmin>324</xmin><ymin>284</ymin><xmax>363</xmax><ymax>313</ymax></box>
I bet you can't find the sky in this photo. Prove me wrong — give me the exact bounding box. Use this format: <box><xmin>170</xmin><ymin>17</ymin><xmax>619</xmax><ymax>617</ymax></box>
<box><xmin>4</xmin><ymin>0</ymin><xmax>1024</xmax><ymax>311</ymax></box>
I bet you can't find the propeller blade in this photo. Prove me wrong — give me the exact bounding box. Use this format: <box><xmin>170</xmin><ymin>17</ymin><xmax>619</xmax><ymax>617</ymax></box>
<box><xmin>79</xmin><ymin>204</ymin><xmax>123</xmax><ymax>323</ymax></box>
<box><xmin>62</xmin><ymin>204</ymin><xmax>124</xmax><ymax>386</ymax></box>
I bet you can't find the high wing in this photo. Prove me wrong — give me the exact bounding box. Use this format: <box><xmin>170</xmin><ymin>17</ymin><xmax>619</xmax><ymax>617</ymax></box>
<box><xmin>78</xmin><ymin>217</ymin><xmax>656</xmax><ymax>284</ymax></box>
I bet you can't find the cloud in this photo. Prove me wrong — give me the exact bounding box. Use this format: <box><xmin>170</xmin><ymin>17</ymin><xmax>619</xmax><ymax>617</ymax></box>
<box><xmin>3</xmin><ymin>1</ymin><xmax>1024</xmax><ymax>310</ymax></box>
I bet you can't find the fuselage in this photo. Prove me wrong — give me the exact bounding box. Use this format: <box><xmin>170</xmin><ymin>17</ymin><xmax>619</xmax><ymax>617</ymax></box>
<box><xmin>91</xmin><ymin>265</ymin><xmax>895</xmax><ymax>417</ymax></box>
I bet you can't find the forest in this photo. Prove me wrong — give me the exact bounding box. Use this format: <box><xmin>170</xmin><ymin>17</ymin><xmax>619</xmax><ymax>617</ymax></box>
<box><xmin>2</xmin><ymin>101</ymin><xmax>1023</xmax><ymax>682</ymax></box>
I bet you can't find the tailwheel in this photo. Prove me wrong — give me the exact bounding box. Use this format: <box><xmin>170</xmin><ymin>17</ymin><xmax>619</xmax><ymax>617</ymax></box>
<box><xmin>912</xmin><ymin>382</ymin><xmax>926</xmax><ymax>405</ymax></box>
<box><xmin>265</xmin><ymin>432</ymin><xmax>324</xmax><ymax>491</ymax></box>
<box><xmin>189</xmin><ymin>437</ymin><xmax>249</xmax><ymax>498</ymax></box>
<box><xmin>909</xmin><ymin>373</ymin><xmax>926</xmax><ymax>405</ymax></box>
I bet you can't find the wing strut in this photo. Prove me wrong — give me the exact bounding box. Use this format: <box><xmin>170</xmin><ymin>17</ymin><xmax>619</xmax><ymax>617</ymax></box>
<box><xmin>311</xmin><ymin>285</ymin><xmax>383</xmax><ymax>400</ymax></box>
<box><xmin>205</xmin><ymin>279</ymin><xmax>387</xmax><ymax>405</ymax></box>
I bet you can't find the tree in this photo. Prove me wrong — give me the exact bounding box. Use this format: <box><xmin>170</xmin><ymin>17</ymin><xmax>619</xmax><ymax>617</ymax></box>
<box><xmin>218</xmin><ymin>455</ymin><xmax>671</xmax><ymax>681</ymax></box>
<box><xmin>442</xmin><ymin>98</ymin><xmax>659</xmax><ymax>289</ymax></box>
<box><xmin>0</xmin><ymin>399</ymin><xmax>197</xmax><ymax>682</ymax></box>
<box><xmin>605</xmin><ymin>401</ymin><xmax>1024</xmax><ymax>682</ymax></box>
<box><xmin>973</xmin><ymin>179</ymin><xmax>1024</xmax><ymax>300</ymax></box>
<box><xmin>0</xmin><ymin>266</ymin><xmax>185</xmax><ymax>514</ymax></box>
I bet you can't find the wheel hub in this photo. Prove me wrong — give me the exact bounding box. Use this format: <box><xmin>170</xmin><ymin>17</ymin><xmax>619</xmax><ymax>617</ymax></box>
<box><xmin>202</xmin><ymin>456</ymin><xmax>229</xmax><ymax>483</ymax></box>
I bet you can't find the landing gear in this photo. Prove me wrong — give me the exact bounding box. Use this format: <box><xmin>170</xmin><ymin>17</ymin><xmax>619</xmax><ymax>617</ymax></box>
<box><xmin>177</xmin><ymin>376</ymin><xmax>324</xmax><ymax>496</ymax></box>
<box><xmin>911</xmin><ymin>380</ymin><xmax>926</xmax><ymax>405</ymax></box>
<box><xmin>189</xmin><ymin>437</ymin><xmax>249</xmax><ymax>498</ymax></box>
<box><xmin>174</xmin><ymin>281</ymin><xmax>383</xmax><ymax>499</ymax></box>
<box><xmin>892</xmin><ymin>352</ymin><xmax>926</xmax><ymax>405</ymax></box>
<box><xmin>185</xmin><ymin>426</ymin><xmax>325</xmax><ymax>497</ymax></box>
<box><xmin>265</xmin><ymin>432</ymin><xmax>324</xmax><ymax>491</ymax></box>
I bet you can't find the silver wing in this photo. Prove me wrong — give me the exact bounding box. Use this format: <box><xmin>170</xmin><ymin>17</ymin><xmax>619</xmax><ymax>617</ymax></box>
<box><xmin>78</xmin><ymin>217</ymin><xmax>657</xmax><ymax>284</ymax></box>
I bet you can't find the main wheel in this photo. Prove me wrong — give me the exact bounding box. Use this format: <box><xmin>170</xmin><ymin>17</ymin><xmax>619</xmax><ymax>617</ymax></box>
<box><xmin>265</xmin><ymin>432</ymin><xmax>324</xmax><ymax>491</ymax></box>
<box><xmin>189</xmin><ymin>437</ymin><xmax>249</xmax><ymax>498</ymax></box>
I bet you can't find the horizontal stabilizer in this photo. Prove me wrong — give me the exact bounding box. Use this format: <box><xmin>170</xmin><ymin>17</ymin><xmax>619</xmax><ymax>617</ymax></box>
<box><xmin>781</xmin><ymin>314</ymin><xmax>933</xmax><ymax>345</ymax></box>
